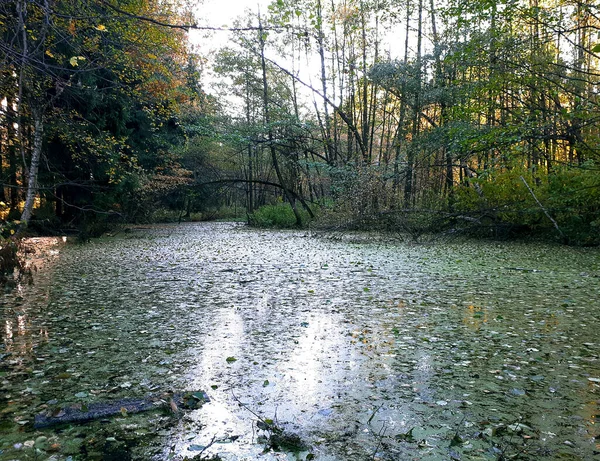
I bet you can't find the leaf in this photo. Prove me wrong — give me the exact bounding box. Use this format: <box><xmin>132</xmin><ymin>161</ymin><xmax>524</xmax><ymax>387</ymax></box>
<box><xmin>257</xmin><ymin>418</ymin><xmax>275</xmax><ymax>431</ymax></box>
<box><xmin>449</xmin><ymin>433</ymin><xmax>464</xmax><ymax>447</ymax></box>
<box><xmin>95</xmin><ymin>24</ymin><xmax>107</xmax><ymax>31</ymax></box>
<box><xmin>45</xmin><ymin>50</ymin><xmax>55</xmax><ymax>58</ymax></box>
<box><xmin>69</xmin><ymin>56</ymin><xmax>85</xmax><ymax>67</ymax></box>
<box><xmin>120</xmin><ymin>407</ymin><xmax>128</xmax><ymax>417</ymax></box>
<box><xmin>592</xmin><ymin>43</ymin><xmax>600</xmax><ymax>53</ymax></box>
<box><xmin>226</xmin><ymin>356</ymin><xmax>237</xmax><ymax>363</ymax></box>
<box><xmin>191</xmin><ymin>391</ymin><xmax>207</xmax><ymax>402</ymax></box>
<box><xmin>257</xmin><ymin>420</ymin><xmax>270</xmax><ymax>430</ymax></box>
<box><xmin>396</xmin><ymin>427</ymin><xmax>416</xmax><ymax>442</ymax></box>
<box><xmin>263</xmin><ymin>379</ymin><xmax>270</xmax><ymax>387</ymax></box>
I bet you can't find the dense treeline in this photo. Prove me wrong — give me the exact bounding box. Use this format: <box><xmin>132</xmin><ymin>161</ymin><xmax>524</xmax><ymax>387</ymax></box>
<box><xmin>210</xmin><ymin>0</ymin><xmax>600</xmax><ymax>244</ymax></box>
<box><xmin>0</xmin><ymin>0</ymin><xmax>213</xmax><ymax>236</ymax></box>
<box><xmin>1</xmin><ymin>0</ymin><xmax>599</xmax><ymax>244</ymax></box>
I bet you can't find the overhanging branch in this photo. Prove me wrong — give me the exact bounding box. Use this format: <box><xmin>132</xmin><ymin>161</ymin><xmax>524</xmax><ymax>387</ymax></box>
<box><xmin>99</xmin><ymin>0</ymin><xmax>288</xmax><ymax>32</ymax></box>
<box><xmin>198</xmin><ymin>179</ymin><xmax>314</xmax><ymax>218</ymax></box>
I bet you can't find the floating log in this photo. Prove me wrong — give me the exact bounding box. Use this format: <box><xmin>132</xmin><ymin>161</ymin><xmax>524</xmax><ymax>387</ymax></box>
<box><xmin>34</xmin><ymin>391</ymin><xmax>209</xmax><ymax>429</ymax></box>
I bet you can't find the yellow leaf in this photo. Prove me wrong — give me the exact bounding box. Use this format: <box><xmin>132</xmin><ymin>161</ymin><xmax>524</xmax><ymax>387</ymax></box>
<box><xmin>95</xmin><ymin>24</ymin><xmax>107</xmax><ymax>31</ymax></box>
<box><xmin>69</xmin><ymin>56</ymin><xmax>86</xmax><ymax>67</ymax></box>
<box><xmin>45</xmin><ymin>50</ymin><xmax>54</xmax><ymax>58</ymax></box>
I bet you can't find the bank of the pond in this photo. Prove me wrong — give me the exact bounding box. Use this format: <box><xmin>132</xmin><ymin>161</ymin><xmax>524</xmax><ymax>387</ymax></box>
<box><xmin>1</xmin><ymin>222</ymin><xmax>599</xmax><ymax>460</ymax></box>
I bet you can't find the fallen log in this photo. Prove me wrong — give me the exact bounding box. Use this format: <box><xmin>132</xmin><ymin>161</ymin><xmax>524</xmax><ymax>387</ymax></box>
<box><xmin>34</xmin><ymin>391</ymin><xmax>209</xmax><ymax>429</ymax></box>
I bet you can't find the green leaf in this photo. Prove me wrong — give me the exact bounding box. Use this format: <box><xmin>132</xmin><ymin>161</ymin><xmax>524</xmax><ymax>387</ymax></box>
<box><xmin>592</xmin><ymin>43</ymin><xmax>600</xmax><ymax>53</ymax></box>
<box><xmin>226</xmin><ymin>356</ymin><xmax>237</xmax><ymax>363</ymax></box>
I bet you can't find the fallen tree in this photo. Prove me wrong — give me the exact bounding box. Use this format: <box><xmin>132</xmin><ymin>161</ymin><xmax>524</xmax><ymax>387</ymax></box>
<box><xmin>34</xmin><ymin>391</ymin><xmax>209</xmax><ymax>428</ymax></box>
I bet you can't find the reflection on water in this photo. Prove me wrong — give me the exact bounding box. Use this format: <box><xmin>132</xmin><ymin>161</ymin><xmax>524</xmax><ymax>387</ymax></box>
<box><xmin>0</xmin><ymin>224</ymin><xmax>599</xmax><ymax>460</ymax></box>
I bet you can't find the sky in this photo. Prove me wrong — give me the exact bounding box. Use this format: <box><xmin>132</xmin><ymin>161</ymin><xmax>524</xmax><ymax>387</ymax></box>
<box><xmin>189</xmin><ymin>0</ymin><xmax>305</xmax><ymax>112</ymax></box>
<box><xmin>190</xmin><ymin>0</ymin><xmax>271</xmax><ymax>53</ymax></box>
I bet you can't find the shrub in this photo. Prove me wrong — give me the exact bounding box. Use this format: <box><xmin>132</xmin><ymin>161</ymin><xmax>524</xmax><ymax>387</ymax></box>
<box><xmin>249</xmin><ymin>203</ymin><xmax>311</xmax><ymax>228</ymax></box>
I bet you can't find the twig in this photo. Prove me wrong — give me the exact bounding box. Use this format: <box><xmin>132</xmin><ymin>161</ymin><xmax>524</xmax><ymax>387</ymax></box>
<box><xmin>230</xmin><ymin>390</ymin><xmax>280</xmax><ymax>432</ymax></box>
<box><xmin>371</xmin><ymin>422</ymin><xmax>387</xmax><ymax>460</ymax></box>
<box><xmin>367</xmin><ymin>403</ymin><xmax>384</xmax><ymax>425</ymax></box>
<box><xmin>196</xmin><ymin>434</ymin><xmax>217</xmax><ymax>459</ymax></box>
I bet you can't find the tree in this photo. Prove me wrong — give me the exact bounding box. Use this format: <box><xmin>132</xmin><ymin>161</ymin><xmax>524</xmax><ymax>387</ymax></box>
<box><xmin>1</xmin><ymin>0</ymin><xmax>195</xmax><ymax>228</ymax></box>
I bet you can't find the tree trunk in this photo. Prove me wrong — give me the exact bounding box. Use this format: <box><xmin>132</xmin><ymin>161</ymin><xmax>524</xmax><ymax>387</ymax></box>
<box><xmin>20</xmin><ymin>106</ymin><xmax>43</xmax><ymax>223</ymax></box>
<box><xmin>316</xmin><ymin>0</ymin><xmax>335</xmax><ymax>165</ymax></box>
<box><xmin>258</xmin><ymin>18</ymin><xmax>303</xmax><ymax>227</ymax></box>
<box><xmin>404</xmin><ymin>0</ymin><xmax>423</xmax><ymax>206</ymax></box>
<box><xmin>7</xmin><ymin>95</ymin><xmax>20</xmax><ymax>211</ymax></box>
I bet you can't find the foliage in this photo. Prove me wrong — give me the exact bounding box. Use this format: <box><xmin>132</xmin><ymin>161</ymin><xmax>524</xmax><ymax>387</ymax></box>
<box><xmin>2</xmin><ymin>0</ymin><xmax>599</xmax><ymax>243</ymax></box>
<box><xmin>546</xmin><ymin>163</ymin><xmax>600</xmax><ymax>245</ymax></box>
<box><xmin>0</xmin><ymin>0</ymin><xmax>200</xmax><ymax>233</ymax></box>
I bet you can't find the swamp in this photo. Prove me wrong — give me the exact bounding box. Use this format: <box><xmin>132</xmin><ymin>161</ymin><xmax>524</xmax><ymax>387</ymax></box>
<box><xmin>1</xmin><ymin>222</ymin><xmax>599</xmax><ymax>460</ymax></box>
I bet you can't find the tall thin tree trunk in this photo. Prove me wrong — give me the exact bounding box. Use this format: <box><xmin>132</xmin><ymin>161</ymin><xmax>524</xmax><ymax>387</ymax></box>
<box><xmin>21</xmin><ymin>106</ymin><xmax>43</xmax><ymax>222</ymax></box>
<box><xmin>258</xmin><ymin>18</ymin><xmax>303</xmax><ymax>226</ymax></box>
<box><xmin>7</xmin><ymin>95</ymin><xmax>19</xmax><ymax>211</ymax></box>
<box><xmin>316</xmin><ymin>0</ymin><xmax>335</xmax><ymax>165</ymax></box>
<box><xmin>392</xmin><ymin>0</ymin><xmax>411</xmax><ymax>198</ymax></box>
<box><xmin>404</xmin><ymin>0</ymin><xmax>422</xmax><ymax>205</ymax></box>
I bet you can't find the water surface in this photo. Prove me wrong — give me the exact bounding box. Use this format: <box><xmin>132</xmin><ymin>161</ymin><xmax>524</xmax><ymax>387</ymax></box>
<box><xmin>1</xmin><ymin>223</ymin><xmax>599</xmax><ymax>460</ymax></box>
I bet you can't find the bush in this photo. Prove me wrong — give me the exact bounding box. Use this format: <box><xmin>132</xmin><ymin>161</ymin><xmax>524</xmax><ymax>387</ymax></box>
<box><xmin>249</xmin><ymin>203</ymin><xmax>311</xmax><ymax>228</ymax></box>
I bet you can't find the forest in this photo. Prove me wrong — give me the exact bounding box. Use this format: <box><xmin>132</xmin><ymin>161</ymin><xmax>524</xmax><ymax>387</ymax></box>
<box><xmin>1</xmin><ymin>0</ymin><xmax>599</xmax><ymax>244</ymax></box>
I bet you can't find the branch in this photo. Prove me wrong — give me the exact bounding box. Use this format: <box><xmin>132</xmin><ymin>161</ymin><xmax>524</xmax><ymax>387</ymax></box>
<box><xmin>197</xmin><ymin>179</ymin><xmax>315</xmax><ymax>218</ymax></box>
<box><xmin>98</xmin><ymin>0</ymin><xmax>287</xmax><ymax>32</ymax></box>
<box><xmin>519</xmin><ymin>176</ymin><xmax>566</xmax><ymax>241</ymax></box>
<box><xmin>258</xmin><ymin>55</ymin><xmax>368</xmax><ymax>159</ymax></box>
